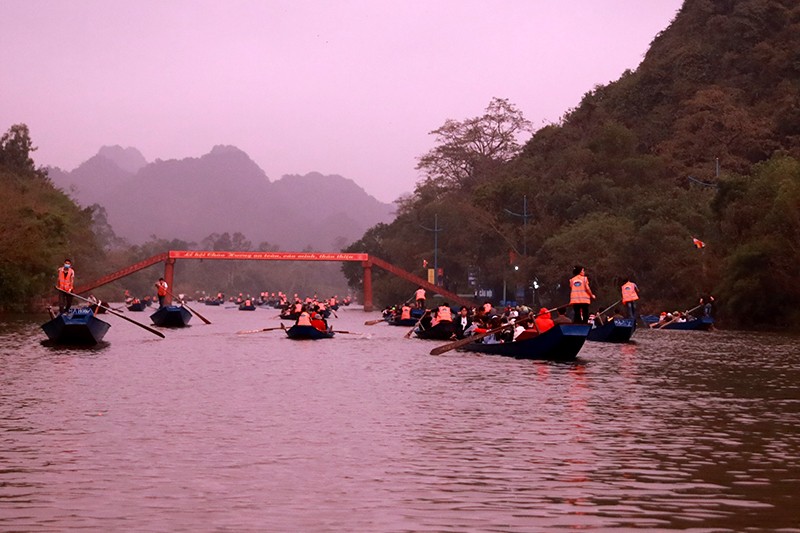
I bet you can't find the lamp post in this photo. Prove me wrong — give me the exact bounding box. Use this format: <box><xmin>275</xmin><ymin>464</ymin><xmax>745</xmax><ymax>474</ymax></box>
<box><xmin>420</xmin><ymin>214</ymin><xmax>443</xmax><ymax>286</ymax></box>
<box><xmin>504</xmin><ymin>194</ymin><xmax>531</xmax><ymax>256</ymax></box>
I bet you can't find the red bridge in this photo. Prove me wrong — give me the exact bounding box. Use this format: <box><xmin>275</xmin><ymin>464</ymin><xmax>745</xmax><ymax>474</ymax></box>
<box><xmin>74</xmin><ymin>250</ymin><xmax>474</xmax><ymax>312</ymax></box>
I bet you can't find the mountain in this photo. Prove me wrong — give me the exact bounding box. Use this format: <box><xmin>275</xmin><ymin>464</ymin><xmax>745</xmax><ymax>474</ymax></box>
<box><xmin>48</xmin><ymin>145</ymin><xmax>395</xmax><ymax>250</ymax></box>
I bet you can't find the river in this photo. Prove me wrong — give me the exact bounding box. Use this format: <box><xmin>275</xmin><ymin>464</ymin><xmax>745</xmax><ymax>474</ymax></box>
<box><xmin>1</xmin><ymin>304</ymin><xmax>799</xmax><ymax>532</ymax></box>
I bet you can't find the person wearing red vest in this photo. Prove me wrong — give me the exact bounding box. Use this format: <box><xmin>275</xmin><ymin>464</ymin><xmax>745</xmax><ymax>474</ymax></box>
<box><xmin>621</xmin><ymin>278</ymin><xmax>640</xmax><ymax>319</ymax></box>
<box><xmin>569</xmin><ymin>265</ymin><xmax>595</xmax><ymax>323</ymax></box>
<box><xmin>56</xmin><ymin>258</ymin><xmax>75</xmax><ymax>313</ymax></box>
<box><xmin>400</xmin><ymin>304</ymin><xmax>412</xmax><ymax>320</ymax></box>
<box><xmin>155</xmin><ymin>277</ymin><xmax>169</xmax><ymax>308</ymax></box>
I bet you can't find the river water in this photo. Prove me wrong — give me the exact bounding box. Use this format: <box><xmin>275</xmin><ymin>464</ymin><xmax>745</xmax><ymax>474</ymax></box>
<box><xmin>1</xmin><ymin>304</ymin><xmax>799</xmax><ymax>532</ymax></box>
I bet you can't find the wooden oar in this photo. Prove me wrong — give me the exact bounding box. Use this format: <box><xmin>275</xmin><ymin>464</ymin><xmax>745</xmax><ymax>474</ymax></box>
<box><xmin>237</xmin><ymin>325</ymin><xmax>286</xmax><ymax>334</ymax></box>
<box><xmin>364</xmin><ymin>317</ymin><xmax>387</xmax><ymax>326</ymax></box>
<box><xmin>594</xmin><ymin>299</ymin><xmax>622</xmax><ymax>325</ymax></box>
<box><xmin>405</xmin><ymin>310</ymin><xmax>430</xmax><ymax>339</ymax></box>
<box><xmin>332</xmin><ymin>330</ymin><xmax>361</xmax><ymax>335</ymax></box>
<box><xmin>652</xmin><ymin>303</ymin><xmax>703</xmax><ymax>329</ymax></box>
<box><xmin>429</xmin><ymin>305</ymin><xmax>563</xmax><ymax>356</ymax></box>
<box><xmin>56</xmin><ymin>287</ymin><xmax>165</xmax><ymax>339</ymax></box>
<box><xmin>166</xmin><ymin>290</ymin><xmax>211</xmax><ymax>325</ymax></box>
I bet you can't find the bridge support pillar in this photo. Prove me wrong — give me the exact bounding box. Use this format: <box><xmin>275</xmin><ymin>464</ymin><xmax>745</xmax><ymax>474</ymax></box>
<box><xmin>164</xmin><ymin>258</ymin><xmax>176</xmax><ymax>305</ymax></box>
<box><xmin>362</xmin><ymin>262</ymin><xmax>373</xmax><ymax>312</ymax></box>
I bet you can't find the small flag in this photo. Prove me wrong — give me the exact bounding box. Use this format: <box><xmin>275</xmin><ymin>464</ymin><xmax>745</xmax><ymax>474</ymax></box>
<box><xmin>692</xmin><ymin>237</ymin><xmax>705</xmax><ymax>249</ymax></box>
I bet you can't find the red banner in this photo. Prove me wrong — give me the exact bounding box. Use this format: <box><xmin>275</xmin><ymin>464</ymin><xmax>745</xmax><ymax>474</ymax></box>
<box><xmin>168</xmin><ymin>250</ymin><xmax>368</xmax><ymax>261</ymax></box>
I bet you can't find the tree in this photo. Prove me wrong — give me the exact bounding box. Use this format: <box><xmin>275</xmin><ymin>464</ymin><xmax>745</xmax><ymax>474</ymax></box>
<box><xmin>0</xmin><ymin>124</ymin><xmax>46</xmax><ymax>178</ymax></box>
<box><xmin>416</xmin><ymin>98</ymin><xmax>532</xmax><ymax>192</ymax></box>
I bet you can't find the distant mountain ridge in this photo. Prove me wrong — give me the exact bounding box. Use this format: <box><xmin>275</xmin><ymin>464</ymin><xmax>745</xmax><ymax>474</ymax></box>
<box><xmin>47</xmin><ymin>145</ymin><xmax>395</xmax><ymax>249</ymax></box>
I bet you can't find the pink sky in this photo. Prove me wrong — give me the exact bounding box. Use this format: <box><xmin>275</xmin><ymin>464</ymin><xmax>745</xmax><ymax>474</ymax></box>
<box><xmin>1</xmin><ymin>0</ymin><xmax>682</xmax><ymax>203</ymax></box>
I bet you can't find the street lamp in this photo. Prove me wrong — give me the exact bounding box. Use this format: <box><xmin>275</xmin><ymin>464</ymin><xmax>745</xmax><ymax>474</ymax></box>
<box><xmin>420</xmin><ymin>214</ymin><xmax>443</xmax><ymax>286</ymax></box>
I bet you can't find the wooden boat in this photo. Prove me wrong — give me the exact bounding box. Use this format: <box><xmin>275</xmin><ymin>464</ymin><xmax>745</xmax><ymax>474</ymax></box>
<box><xmin>127</xmin><ymin>301</ymin><xmax>146</xmax><ymax>312</ymax></box>
<box><xmin>280</xmin><ymin>311</ymin><xmax>301</xmax><ymax>321</ymax></box>
<box><xmin>641</xmin><ymin>315</ymin><xmax>714</xmax><ymax>331</ymax></box>
<box><xmin>150</xmin><ymin>305</ymin><xmax>192</xmax><ymax>327</ymax></box>
<box><xmin>387</xmin><ymin>308</ymin><xmax>425</xmax><ymax>327</ymax></box>
<box><xmin>414</xmin><ymin>321</ymin><xmax>455</xmax><ymax>340</ymax></box>
<box><xmin>587</xmin><ymin>318</ymin><xmax>636</xmax><ymax>343</ymax></box>
<box><xmin>459</xmin><ymin>323</ymin><xmax>591</xmax><ymax>361</ymax></box>
<box><xmin>238</xmin><ymin>302</ymin><xmax>256</xmax><ymax>311</ymax></box>
<box><xmin>41</xmin><ymin>307</ymin><xmax>111</xmax><ymax>345</ymax></box>
<box><xmin>285</xmin><ymin>324</ymin><xmax>335</xmax><ymax>340</ymax></box>
<box><xmin>204</xmin><ymin>299</ymin><xmax>221</xmax><ymax>306</ymax></box>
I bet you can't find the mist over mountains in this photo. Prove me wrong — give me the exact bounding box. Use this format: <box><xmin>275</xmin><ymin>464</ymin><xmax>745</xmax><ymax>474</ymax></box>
<box><xmin>47</xmin><ymin>145</ymin><xmax>396</xmax><ymax>250</ymax></box>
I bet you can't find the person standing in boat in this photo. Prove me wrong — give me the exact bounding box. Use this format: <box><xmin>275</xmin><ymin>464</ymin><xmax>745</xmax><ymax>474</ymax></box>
<box><xmin>56</xmin><ymin>258</ymin><xmax>75</xmax><ymax>313</ymax></box>
<box><xmin>699</xmin><ymin>294</ymin><xmax>715</xmax><ymax>317</ymax></box>
<box><xmin>621</xmin><ymin>277</ymin><xmax>640</xmax><ymax>319</ymax></box>
<box><xmin>414</xmin><ymin>287</ymin><xmax>426</xmax><ymax>309</ymax></box>
<box><xmin>155</xmin><ymin>277</ymin><xmax>169</xmax><ymax>308</ymax></box>
<box><xmin>569</xmin><ymin>265</ymin><xmax>596</xmax><ymax>323</ymax></box>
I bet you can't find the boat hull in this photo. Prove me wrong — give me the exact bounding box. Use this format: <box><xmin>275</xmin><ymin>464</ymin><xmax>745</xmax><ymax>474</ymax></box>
<box><xmin>127</xmin><ymin>302</ymin><xmax>146</xmax><ymax>312</ymax></box>
<box><xmin>587</xmin><ymin>318</ymin><xmax>636</xmax><ymax>343</ymax></box>
<box><xmin>461</xmin><ymin>324</ymin><xmax>591</xmax><ymax>361</ymax></box>
<box><xmin>414</xmin><ymin>322</ymin><xmax>454</xmax><ymax>340</ymax></box>
<box><xmin>641</xmin><ymin>315</ymin><xmax>714</xmax><ymax>330</ymax></box>
<box><xmin>41</xmin><ymin>308</ymin><xmax>111</xmax><ymax>345</ymax></box>
<box><xmin>150</xmin><ymin>305</ymin><xmax>192</xmax><ymax>327</ymax></box>
<box><xmin>285</xmin><ymin>325</ymin><xmax>335</xmax><ymax>340</ymax></box>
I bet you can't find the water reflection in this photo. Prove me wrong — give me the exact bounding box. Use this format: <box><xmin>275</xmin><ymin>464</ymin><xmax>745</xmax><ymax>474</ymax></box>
<box><xmin>1</xmin><ymin>308</ymin><xmax>799</xmax><ymax>531</ymax></box>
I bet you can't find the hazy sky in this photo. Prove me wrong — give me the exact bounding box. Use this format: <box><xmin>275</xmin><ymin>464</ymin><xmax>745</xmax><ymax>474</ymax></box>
<box><xmin>1</xmin><ymin>0</ymin><xmax>682</xmax><ymax>203</ymax></box>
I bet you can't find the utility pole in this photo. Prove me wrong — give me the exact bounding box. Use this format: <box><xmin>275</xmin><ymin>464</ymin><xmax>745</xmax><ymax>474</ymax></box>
<box><xmin>420</xmin><ymin>214</ymin><xmax>443</xmax><ymax>286</ymax></box>
<box><xmin>504</xmin><ymin>194</ymin><xmax>531</xmax><ymax>256</ymax></box>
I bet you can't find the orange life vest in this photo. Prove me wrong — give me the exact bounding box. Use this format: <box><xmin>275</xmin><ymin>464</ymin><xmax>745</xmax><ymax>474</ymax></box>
<box><xmin>437</xmin><ymin>305</ymin><xmax>452</xmax><ymax>322</ymax></box>
<box><xmin>569</xmin><ymin>275</ymin><xmax>592</xmax><ymax>305</ymax></box>
<box><xmin>400</xmin><ymin>305</ymin><xmax>412</xmax><ymax>320</ymax></box>
<box><xmin>156</xmin><ymin>281</ymin><xmax>168</xmax><ymax>297</ymax></box>
<box><xmin>621</xmin><ymin>282</ymin><xmax>639</xmax><ymax>303</ymax></box>
<box><xmin>415</xmin><ymin>289</ymin><xmax>425</xmax><ymax>300</ymax></box>
<box><xmin>57</xmin><ymin>267</ymin><xmax>75</xmax><ymax>291</ymax></box>
<box><xmin>296</xmin><ymin>312</ymin><xmax>312</xmax><ymax>326</ymax></box>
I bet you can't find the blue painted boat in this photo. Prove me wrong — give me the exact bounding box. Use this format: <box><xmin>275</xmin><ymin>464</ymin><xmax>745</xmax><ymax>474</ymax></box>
<box><xmin>150</xmin><ymin>305</ymin><xmax>192</xmax><ymax>327</ymax></box>
<box><xmin>459</xmin><ymin>324</ymin><xmax>591</xmax><ymax>361</ymax></box>
<box><xmin>285</xmin><ymin>325</ymin><xmax>335</xmax><ymax>340</ymax></box>
<box><xmin>41</xmin><ymin>307</ymin><xmax>111</xmax><ymax>345</ymax></box>
<box><xmin>641</xmin><ymin>315</ymin><xmax>714</xmax><ymax>331</ymax></box>
<box><xmin>387</xmin><ymin>308</ymin><xmax>425</xmax><ymax>327</ymax></box>
<box><xmin>587</xmin><ymin>318</ymin><xmax>636</xmax><ymax>343</ymax></box>
<box><xmin>238</xmin><ymin>303</ymin><xmax>256</xmax><ymax>311</ymax></box>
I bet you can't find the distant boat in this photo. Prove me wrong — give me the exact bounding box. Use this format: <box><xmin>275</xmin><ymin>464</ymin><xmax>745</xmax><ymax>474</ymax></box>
<box><xmin>587</xmin><ymin>318</ymin><xmax>636</xmax><ymax>343</ymax></box>
<box><xmin>285</xmin><ymin>324</ymin><xmax>335</xmax><ymax>340</ymax></box>
<box><xmin>238</xmin><ymin>302</ymin><xmax>256</xmax><ymax>311</ymax></box>
<box><xmin>41</xmin><ymin>307</ymin><xmax>111</xmax><ymax>345</ymax></box>
<box><xmin>641</xmin><ymin>315</ymin><xmax>714</xmax><ymax>331</ymax></box>
<box><xmin>127</xmin><ymin>301</ymin><xmax>146</xmax><ymax>312</ymax></box>
<box><xmin>459</xmin><ymin>324</ymin><xmax>591</xmax><ymax>361</ymax></box>
<box><xmin>150</xmin><ymin>305</ymin><xmax>192</xmax><ymax>327</ymax></box>
<box><xmin>204</xmin><ymin>299</ymin><xmax>221</xmax><ymax>306</ymax></box>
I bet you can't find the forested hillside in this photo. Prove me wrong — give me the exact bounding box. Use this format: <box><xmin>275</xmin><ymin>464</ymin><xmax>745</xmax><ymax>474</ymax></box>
<box><xmin>343</xmin><ymin>0</ymin><xmax>800</xmax><ymax>330</ymax></box>
<box><xmin>0</xmin><ymin>125</ymin><xmax>104</xmax><ymax>310</ymax></box>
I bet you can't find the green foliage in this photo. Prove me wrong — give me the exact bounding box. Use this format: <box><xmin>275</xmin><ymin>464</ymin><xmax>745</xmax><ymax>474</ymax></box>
<box><xmin>343</xmin><ymin>0</ymin><xmax>800</xmax><ymax>329</ymax></box>
<box><xmin>0</xmin><ymin>125</ymin><xmax>103</xmax><ymax>310</ymax></box>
